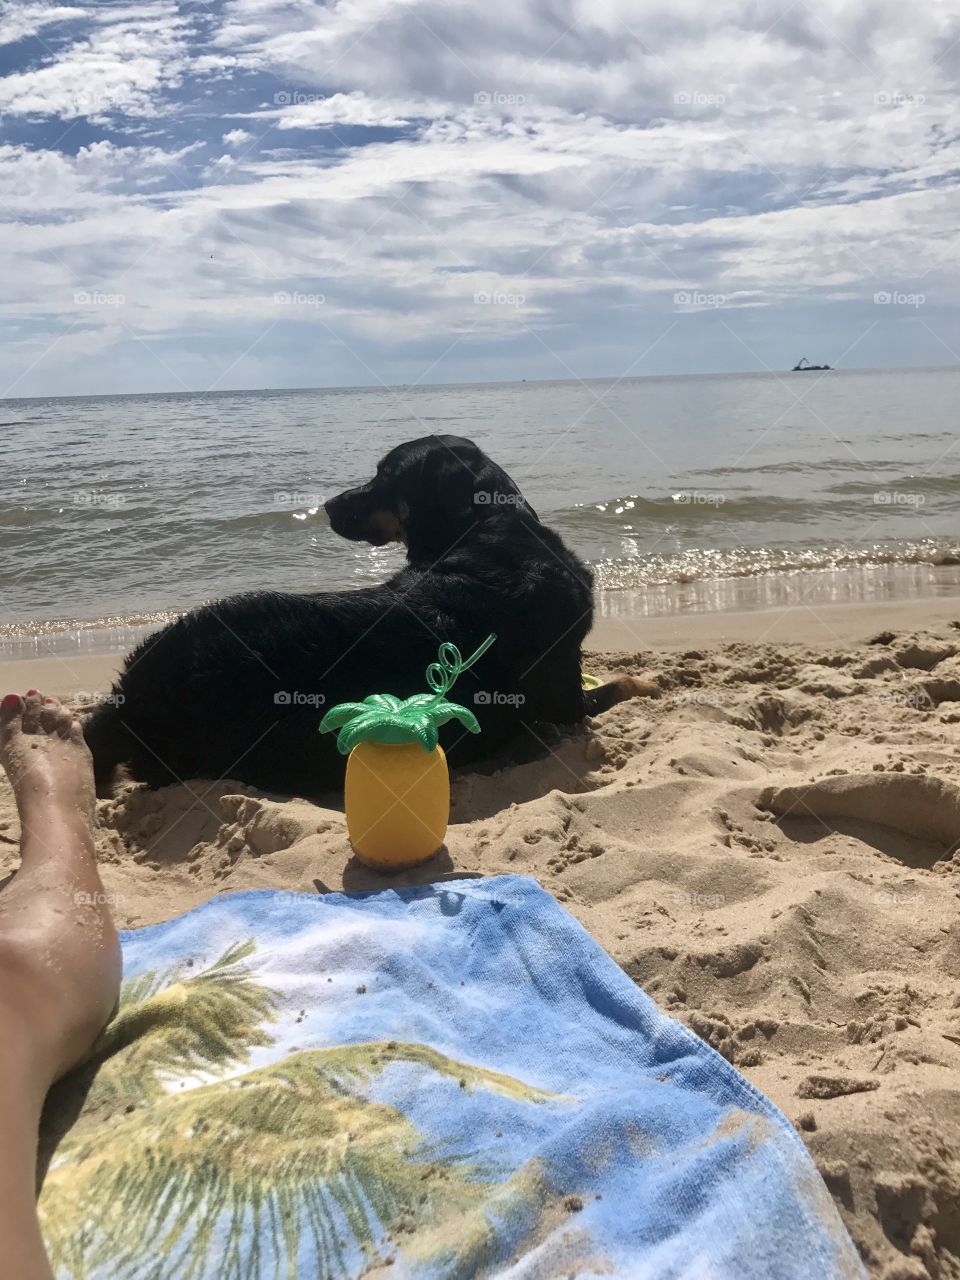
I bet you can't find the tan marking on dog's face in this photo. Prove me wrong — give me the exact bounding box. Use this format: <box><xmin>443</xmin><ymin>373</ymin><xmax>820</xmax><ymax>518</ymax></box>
<box><xmin>368</xmin><ymin>509</ymin><xmax>404</xmax><ymax>543</ymax></box>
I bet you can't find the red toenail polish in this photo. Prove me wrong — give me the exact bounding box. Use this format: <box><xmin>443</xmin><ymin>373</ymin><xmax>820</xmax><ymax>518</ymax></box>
<box><xmin>26</xmin><ymin>689</ymin><xmax>39</xmax><ymax>697</ymax></box>
<box><xmin>2</xmin><ymin>694</ymin><xmax>20</xmax><ymax>710</ymax></box>
<box><xmin>43</xmin><ymin>696</ymin><xmax>55</xmax><ymax>703</ymax></box>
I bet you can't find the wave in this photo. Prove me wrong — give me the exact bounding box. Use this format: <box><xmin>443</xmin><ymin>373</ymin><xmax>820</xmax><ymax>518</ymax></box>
<box><xmin>592</xmin><ymin>538</ymin><xmax>960</xmax><ymax>590</ymax></box>
<box><xmin>0</xmin><ymin>502</ymin><xmax>156</xmax><ymax>528</ymax></box>
<box><xmin>4</xmin><ymin>539</ymin><xmax>957</xmax><ymax>644</ymax></box>
<box><xmin>829</xmin><ymin>473</ymin><xmax>960</xmax><ymax>495</ymax></box>
<box><xmin>567</xmin><ymin>493</ymin><xmax>821</xmax><ymax>525</ymax></box>
<box><xmin>222</xmin><ymin>507</ymin><xmax>328</xmax><ymax>531</ymax></box>
<box><xmin>695</xmin><ymin>458</ymin><xmax>906</xmax><ymax>477</ymax></box>
<box><xmin>0</xmin><ymin>610</ymin><xmax>183</xmax><ymax>644</ymax></box>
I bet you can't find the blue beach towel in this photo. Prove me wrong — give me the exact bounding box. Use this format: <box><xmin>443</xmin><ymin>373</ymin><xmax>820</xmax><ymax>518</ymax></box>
<box><xmin>39</xmin><ymin>875</ymin><xmax>864</xmax><ymax>1279</ymax></box>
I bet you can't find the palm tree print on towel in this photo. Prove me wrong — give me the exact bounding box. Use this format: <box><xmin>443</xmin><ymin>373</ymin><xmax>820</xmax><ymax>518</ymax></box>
<box><xmin>38</xmin><ymin>940</ymin><xmax>568</xmax><ymax>1279</ymax></box>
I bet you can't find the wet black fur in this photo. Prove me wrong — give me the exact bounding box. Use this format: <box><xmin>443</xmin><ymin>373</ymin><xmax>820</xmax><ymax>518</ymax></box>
<box><xmin>84</xmin><ymin>435</ymin><xmax>599</xmax><ymax>797</ymax></box>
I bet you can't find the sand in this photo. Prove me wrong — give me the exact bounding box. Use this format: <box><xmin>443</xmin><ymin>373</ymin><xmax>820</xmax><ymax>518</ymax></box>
<box><xmin>3</xmin><ymin>600</ymin><xmax>960</xmax><ymax>1279</ymax></box>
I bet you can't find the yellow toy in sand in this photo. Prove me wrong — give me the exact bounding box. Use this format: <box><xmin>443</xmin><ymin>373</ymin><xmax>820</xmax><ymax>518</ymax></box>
<box><xmin>319</xmin><ymin>634</ymin><xmax>496</xmax><ymax>870</ymax></box>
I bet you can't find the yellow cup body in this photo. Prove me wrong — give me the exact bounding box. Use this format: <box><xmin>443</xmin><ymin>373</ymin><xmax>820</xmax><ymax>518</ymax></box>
<box><xmin>344</xmin><ymin>741</ymin><xmax>449</xmax><ymax>869</ymax></box>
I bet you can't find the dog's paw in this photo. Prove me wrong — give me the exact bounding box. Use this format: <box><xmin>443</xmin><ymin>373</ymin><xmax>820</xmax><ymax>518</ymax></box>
<box><xmin>624</xmin><ymin>676</ymin><xmax>661</xmax><ymax>700</ymax></box>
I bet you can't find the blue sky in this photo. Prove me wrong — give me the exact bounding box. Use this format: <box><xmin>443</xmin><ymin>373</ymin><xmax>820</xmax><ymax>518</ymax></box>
<box><xmin>1</xmin><ymin>0</ymin><xmax>959</xmax><ymax>397</ymax></box>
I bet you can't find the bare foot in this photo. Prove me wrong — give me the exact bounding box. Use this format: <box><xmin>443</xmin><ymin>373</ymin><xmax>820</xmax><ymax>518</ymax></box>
<box><xmin>1</xmin><ymin>692</ymin><xmax>95</xmax><ymax>845</ymax></box>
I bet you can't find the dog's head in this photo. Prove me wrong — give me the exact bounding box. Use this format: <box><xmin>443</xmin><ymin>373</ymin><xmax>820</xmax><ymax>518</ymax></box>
<box><xmin>325</xmin><ymin>435</ymin><xmax>538</xmax><ymax>561</ymax></box>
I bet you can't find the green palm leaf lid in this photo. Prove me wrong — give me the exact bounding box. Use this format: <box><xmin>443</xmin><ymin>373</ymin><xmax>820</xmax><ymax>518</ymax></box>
<box><xmin>319</xmin><ymin>633</ymin><xmax>497</xmax><ymax>755</ymax></box>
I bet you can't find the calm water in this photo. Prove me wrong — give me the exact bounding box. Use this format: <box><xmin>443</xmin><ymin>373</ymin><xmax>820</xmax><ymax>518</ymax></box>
<box><xmin>1</xmin><ymin>368</ymin><xmax>958</xmax><ymax>636</ymax></box>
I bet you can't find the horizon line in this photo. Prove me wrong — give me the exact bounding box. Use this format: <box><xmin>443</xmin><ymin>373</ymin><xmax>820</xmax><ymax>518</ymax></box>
<box><xmin>2</xmin><ymin>361</ymin><xmax>957</xmax><ymax>403</ymax></box>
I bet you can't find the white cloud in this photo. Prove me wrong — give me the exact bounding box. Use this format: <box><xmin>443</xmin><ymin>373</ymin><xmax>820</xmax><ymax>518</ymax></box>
<box><xmin>269</xmin><ymin>91</ymin><xmax>448</xmax><ymax>129</ymax></box>
<box><xmin>0</xmin><ymin>1</ymin><xmax>189</xmax><ymax>118</ymax></box>
<box><xmin>0</xmin><ymin>3</ymin><xmax>87</xmax><ymax>48</ymax></box>
<box><xmin>204</xmin><ymin>153</ymin><xmax>238</xmax><ymax>177</ymax></box>
<box><xmin>0</xmin><ymin>140</ymin><xmax>199</xmax><ymax>213</ymax></box>
<box><xmin>2</xmin><ymin>0</ymin><xmax>960</xmax><ymax>394</ymax></box>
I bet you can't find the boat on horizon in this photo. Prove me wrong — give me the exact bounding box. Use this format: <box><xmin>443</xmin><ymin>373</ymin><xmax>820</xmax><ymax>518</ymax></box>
<box><xmin>792</xmin><ymin>357</ymin><xmax>832</xmax><ymax>371</ymax></box>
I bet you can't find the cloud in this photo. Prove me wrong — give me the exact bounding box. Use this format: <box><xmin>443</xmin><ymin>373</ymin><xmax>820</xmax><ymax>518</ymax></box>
<box><xmin>268</xmin><ymin>91</ymin><xmax>448</xmax><ymax>129</ymax></box>
<box><xmin>0</xmin><ymin>1</ymin><xmax>189</xmax><ymax>119</ymax></box>
<box><xmin>1</xmin><ymin>0</ymin><xmax>959</xmax><ymax>395</ymax></box>
<box><xmin>0</xmin><ymin>3</ymin><xmax>87</xmax><ymax>48</ymax></box>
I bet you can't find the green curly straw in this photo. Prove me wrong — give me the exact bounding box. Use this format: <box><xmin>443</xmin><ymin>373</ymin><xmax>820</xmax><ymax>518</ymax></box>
<box><xmin>319</xmin><ymin>633</ymin><xmax>497</xmax><ymax>755</ymax></box>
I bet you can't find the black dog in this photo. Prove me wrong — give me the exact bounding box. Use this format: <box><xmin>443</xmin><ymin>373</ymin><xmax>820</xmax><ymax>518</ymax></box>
<box><xmin>85</xmin><ymin>435</ymin><xmax>651</xmax><ymax>797</ymax></box>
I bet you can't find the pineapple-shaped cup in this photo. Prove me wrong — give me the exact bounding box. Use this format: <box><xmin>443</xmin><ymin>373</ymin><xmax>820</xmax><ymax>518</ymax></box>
<box><xmin>319</xmin><ymin>634</ymin><xmax>496</xmax><ymax>870</ymax></box>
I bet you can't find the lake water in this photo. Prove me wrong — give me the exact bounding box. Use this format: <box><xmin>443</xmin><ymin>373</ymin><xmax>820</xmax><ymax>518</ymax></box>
<box><xmin>2</xmin><ymin>367</ymin><xmax>958</xmax><ymax>646</ymax></box>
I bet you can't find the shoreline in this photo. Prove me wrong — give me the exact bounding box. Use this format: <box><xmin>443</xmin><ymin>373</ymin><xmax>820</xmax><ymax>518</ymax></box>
<box><xmin>3</xmin><ymin>589</ymin><xmax>958</xmax><ymax>698</ymax></box>
<box><xmin>3</xmin><ymin>563</ymin><xmax>959</xmax><ymax>661</ymax></box>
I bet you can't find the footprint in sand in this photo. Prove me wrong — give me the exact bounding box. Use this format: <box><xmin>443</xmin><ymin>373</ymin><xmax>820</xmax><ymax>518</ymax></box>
<box><xmin>760</xmin><ymin>773</ymin><xmax>960</xmax><ymax>854</ymax></box>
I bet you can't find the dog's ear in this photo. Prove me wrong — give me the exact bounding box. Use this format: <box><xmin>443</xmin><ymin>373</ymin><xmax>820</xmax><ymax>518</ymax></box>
<box><xmin>432</xmin><ymin>439</ymin><xmax>537</xmax><ymax>519</ymax></box>
<box><xmin>404</xmin><ymin>438</ymin><xmax>537</xmax><ymax>560</ymax></box>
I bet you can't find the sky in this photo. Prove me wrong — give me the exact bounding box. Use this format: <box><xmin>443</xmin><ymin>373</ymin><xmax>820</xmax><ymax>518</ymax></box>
<box><xmin>1</xmin><ymin>0</ymin><xmax>959</xmax><ymax>397</ymax></box>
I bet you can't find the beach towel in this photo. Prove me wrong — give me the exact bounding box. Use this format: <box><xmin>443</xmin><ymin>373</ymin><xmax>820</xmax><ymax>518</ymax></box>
<box><xmin>38</xmin><ymin>874</ymin><xmax>865</xmax><ymax>1279</ymax></box>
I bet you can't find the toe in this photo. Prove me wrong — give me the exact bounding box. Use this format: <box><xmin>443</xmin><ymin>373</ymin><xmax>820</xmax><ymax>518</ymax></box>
<box><xmin>1</xmin><ymin>692</ymin><xmax>24</xmax><ymax>726</ymax></box>
<box><xmin>0</xmin><ymin>695</ymin><xmax>25</xmax><ymax>782</ymax></box>
<box><xmin>54</xmin><ymin>707</ymin><xmax>77</xmax><ymax>739</ymax></box>
<box><xmin>22</xmin><ymin>691</ymin><xmax>43</xmax><ymax>733</ymax></box>
<box><xmin>40</xmin><ymin>697</ymin><xmax>63</xmax><ymax>735</ymax></box>
<box><xmin>0</xmin><ymin>695</ymin><xmax>24</xmax><ymax>749</ymax></box>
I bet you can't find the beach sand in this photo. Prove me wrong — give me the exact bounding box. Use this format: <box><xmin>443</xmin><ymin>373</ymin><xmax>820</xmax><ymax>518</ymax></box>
<box><xmin>3</xmin><ymin>598</ymin><xmax>960</xmax><ymax>1278</ymax></box>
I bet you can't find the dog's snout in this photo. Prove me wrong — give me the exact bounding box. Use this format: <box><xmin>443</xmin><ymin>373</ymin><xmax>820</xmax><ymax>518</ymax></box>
<box><xmin>324</xmin><ymin>491</ymin><xmax>363</xmax><ymax>538</ymax></box>
<box><xmin>325</xmin><ymin>484</ymin><xmax>402</xmax><ymax>546</ymax></box>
